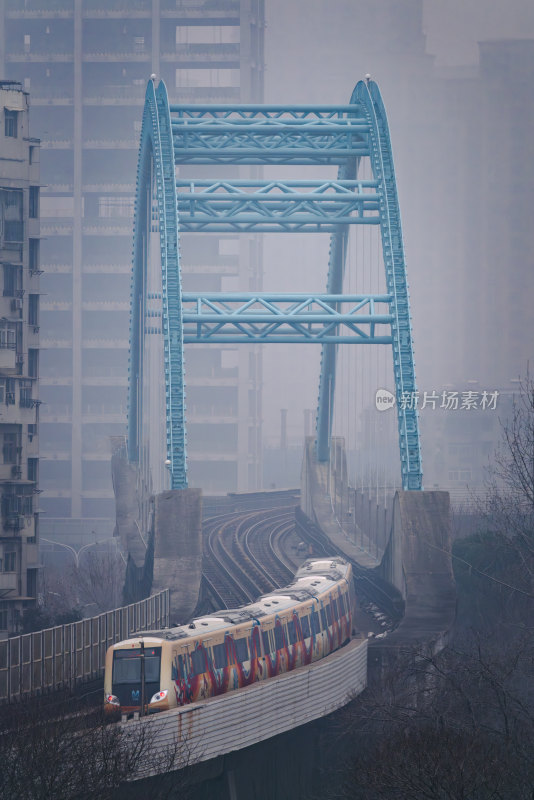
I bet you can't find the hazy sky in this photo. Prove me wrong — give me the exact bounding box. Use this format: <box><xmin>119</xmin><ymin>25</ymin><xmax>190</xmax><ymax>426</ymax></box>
<box><xmin>423</xmin><ymin>0</ymin><xmax>534</xmax><ymax>65</ymax></box>
<box><xmin>261</xmin><ymin>0</ymin><xmax>534</xmax><ymax>448</ymax></box>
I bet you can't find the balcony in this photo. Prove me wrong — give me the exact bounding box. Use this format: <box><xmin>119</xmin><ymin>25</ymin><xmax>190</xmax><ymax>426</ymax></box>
<box><xmin>6</xmin><ymin>2</ymin><xmax>73</xmax><ymax>19</ymax></box>
<box><xmin>82</xmin><ymin>138</ymin><xmax>137</xmax><ymax>150</ymax></box>
<box><xmin>0</xmin><ymin>573</ymin><xmax>17</xmax><ymax>593</ymax></box>
<box><xmin>82</xmin><ymin>263</ymin><xmax>131</xmax><ymax>274</ymax></box>
<box><xmin>82</xmin><ymin>338</ymin><xmax>128</xmax><ymax>349</ymax></box>
<box><xmin>4</xmin><ymin>513</ymin><xmax>25</xmax><ymax>531</ymax></box>
<box><xmin>40</xmin><ymin>404</ymin><xmax>72</xmax><ymax>422</ymax></box>
<box><xmin>83</xmin><ymin>86</ymin><xmax>144</xmax><ymax>106</ymax></box>
<box><xmin>30</xmin><ymin>89</ymin><xmax>73</xmax><ymax>106</ymax></box>
<box><xmin>161</xmin><ymin>44</ymin><xmax>239</xmax><ymax>63</ymax></box>
<box><xmin>83</xmin><ymin>51</ymin><xmax>150</xmax><ymax>62</ymax></box>
<box><xmin>82</xmin><ymin>300</ymin><xmax>129</xmax><ymax>311</ymax></box>
<box><xmin>160</xmin><ymin>0</ymin><xmax>239</xmax><ymax>20</ymax></box>
<box><xmin>83</xmin><ymin>1</ymin><xmax>150</xmax><ymax>18</ymax></box>
<box><xmin>82</xmin><ymin>221</ymin><xmax>131</xmax><ymax>237</ymax></box>
<box><xmin>41</xmin><ymin>300</ymin><xmax>71</xmax><ymax>311</ymax></box>
<box><xmin>41</xmin><ymin>139</ymin><xmax>73</xmax><ymax>149</ymax></box>
<box><xmin>82</xmin><ymin>375</ymin><xmax>127</xmax><ymax>386</ymax></box>
<box><xmin>40</xmin><ymin>222</ymin><xmax>73</xmax><ymax>237</ymax></box>
<box><xmin>6</xmin><ymin>52</ymin><xmax>74</xmax><ymax>63</ymax></box>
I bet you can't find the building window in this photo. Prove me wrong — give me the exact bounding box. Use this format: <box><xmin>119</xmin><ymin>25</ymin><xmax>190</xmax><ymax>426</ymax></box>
<box><xmin>4</xmin><ymin>551</ymin><xmax>16</xmax><ymax>572</ymax></box>
<box><xmin>0</xmin><ymin>324</ymin><xmax>17</xmax><ymax>350</ymax></box>
<box><xmin>3</xmin><ymin>264</ymin><xmax>21</xmax><ymax>297</ymax></box>
<box><xmin>29</xmin><ymin>186</ymin><xmax>39</xmax><ymax>218</ymax></box>
<box><xmin>176</xmin><ymin>25</ymin><xmax>239</xmax><ymax>45</ymax></box>
<box><xmin>28</xmin><ymin>457</ymin><xmax>38</xmax><ymax>483</ymax></box>
<box><xmin>27</xmin><ymin>568</ymin><xmax>37</xmax><ymax>598</ymax></box>
<box><xmin>28</xmin><ymin>349</ymin><xmax>38</xmax><ymax>378</ymax></box>
<box><xmin>29</xmin><ymin>238</ymin><xmax>40</xmax><ymax>272</ymax></box>
<box><xmin>29</xmin><ymin>294</ymin><xmax>39</xmax><ymax>326</ymax></box>
<box><xmin>20</xmin><ymin>380</ymin><xmax>33</xmax><ymax>408</ymax></box>
<box><xmin>3</xmin><ymin>433</ymin><xmax>18</xmax><ymax>464</ymax></box>
<box><xmin>1</xmin><ymin>189</ymin><xmax>23</xmax><ymax>243</ymax></box>
<box><xmin>98</xmin><ymin>196</ymin><xmax>134</xmax><ymax>218</ymax></box>
<box><xmin>4</xmin><ymin>110</ymin><xmax>18</xmax><ymax>138</ymax></box>
<box><xmin>0</xmin><ymin>604</ymin><xmax>8</xmax><ymax>631</ymax></box>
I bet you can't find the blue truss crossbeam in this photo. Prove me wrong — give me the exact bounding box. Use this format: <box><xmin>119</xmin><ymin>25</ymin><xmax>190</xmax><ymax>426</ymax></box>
<box><xmin>169</xmin><ymin>104</ymin><xmax>369</xmax><ymax>118</ymax></box>
<box><xmin>146</xmin><ymin>293</ymin><xmax>393</xmax><ymax>344</ymax></box>
<box><xmin>176</xmin><ymin>179</ymin><xmax>380</xmax><ymax>232</ymax></box>
<box><xmin>129</xmin><ymin>80</ymin><xmax>423</xmax><ymax>493</ymax></box>
<box><xmin>171</xmin><ymin>105</ymin><xmax>370</xmax><ymax>165</ymax></box>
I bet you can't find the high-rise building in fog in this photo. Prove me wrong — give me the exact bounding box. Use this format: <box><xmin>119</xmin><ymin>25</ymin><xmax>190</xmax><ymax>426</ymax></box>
<box><xmin>0</xmin><ymin>0</ymin><xmax>264</xmax><ymax>548</ymax></box>
<box><xmin>0</xmin><ymin>80</ymin><xmax>40</xmax><ymax>635</ymax></box>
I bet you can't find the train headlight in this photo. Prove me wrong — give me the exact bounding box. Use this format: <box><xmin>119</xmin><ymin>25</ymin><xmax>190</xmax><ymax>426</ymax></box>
<box><xmin>149</xmin><ymin>690</ymin><xmax>168</xmax><ymax>703</ymax></box>
<box><xmin>105</xmin><ymin>694</ymin><xmax>120</xmax><ymax>706</ymax></box>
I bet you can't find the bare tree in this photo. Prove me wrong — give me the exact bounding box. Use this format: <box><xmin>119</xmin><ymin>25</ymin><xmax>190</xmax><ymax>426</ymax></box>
<box><xmin>73</xmin><ymin>550</ymin><xmax>125</xmax><ymax>614</ymax></box>
<box><xmin>331</xmin><ymin>630</ymin><xmax>534</xmax><ymax>799</ymax></box>
<box><xmin>482</xmin><ymin>371</ymin><xmax>534</xmax><ymax>569</ymax></box>
<box><xmin>0</xmin><ymin>695</ymin><xmax>197</xmax><ymax>800</ymax></box>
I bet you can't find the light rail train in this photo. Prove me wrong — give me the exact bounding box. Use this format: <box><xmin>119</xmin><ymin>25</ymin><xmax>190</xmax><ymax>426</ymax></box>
<box><xmin>104</xmin><ymin>557</ymin><xmax>355</xmax><ymax>716</ymax></box>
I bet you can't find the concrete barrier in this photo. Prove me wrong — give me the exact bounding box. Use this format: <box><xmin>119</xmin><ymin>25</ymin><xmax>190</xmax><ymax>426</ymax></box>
<box><xmin>122</xmin><ymin>637</ymin><xmax>368</xmax><ymax>780</ymax></box>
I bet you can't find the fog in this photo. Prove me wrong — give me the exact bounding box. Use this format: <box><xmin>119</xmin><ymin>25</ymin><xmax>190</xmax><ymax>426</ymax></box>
<box><xmin>261</xmin><ymin>0</ymin><xmax>534</xmax><ymax>494</ymax></box>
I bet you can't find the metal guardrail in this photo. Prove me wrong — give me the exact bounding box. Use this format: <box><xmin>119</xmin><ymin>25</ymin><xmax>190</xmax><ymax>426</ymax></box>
<box><xmin>0</xmin><ymin>590</ymin><xmax>169</xmax><ymax>703</ymax></box>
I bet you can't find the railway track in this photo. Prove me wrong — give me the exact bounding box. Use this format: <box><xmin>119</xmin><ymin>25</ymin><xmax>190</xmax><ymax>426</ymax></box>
<box><xmin>201</xmin><ymin>502</ymin><xmax>403</xmax><ymax>634</ymax></box>
<box><xmin>202</xmin><ymin>506</ymin><xmax>301</xmax><ymax>610</ymax></box>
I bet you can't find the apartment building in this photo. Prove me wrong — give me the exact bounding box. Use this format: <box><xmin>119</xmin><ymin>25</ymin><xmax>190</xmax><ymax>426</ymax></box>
<box><xmin>0</xmin><ymin>0</ymin><xmax>264</xmax><ymax>549</ymax></box>
<box><xmin>0</xmin><ymin>80</ymin><xmax>40</xmax><ymax>635</ymax></box>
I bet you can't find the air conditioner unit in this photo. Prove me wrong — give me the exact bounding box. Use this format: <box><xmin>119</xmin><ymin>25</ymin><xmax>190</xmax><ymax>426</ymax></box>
<box><xmin>10</xmin><ymin>466</ymin><xmax>22</xmax><ymax>479</ymax></box>
<box><xmin>10</xmin><ymin>298</ymin><xmax>22</xmax><ymax>312</ymax></box>
<box><xmin>16</xmin><ymin>354</ymin><xmax>24</xmax><ymax>364</ymax></box>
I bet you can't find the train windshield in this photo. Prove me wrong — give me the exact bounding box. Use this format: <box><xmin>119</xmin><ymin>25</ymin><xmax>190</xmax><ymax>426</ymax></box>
<box><xmin>112</xmin><ymin>647</ymin><xmax>161</xmax><ymax>688</ymax></box>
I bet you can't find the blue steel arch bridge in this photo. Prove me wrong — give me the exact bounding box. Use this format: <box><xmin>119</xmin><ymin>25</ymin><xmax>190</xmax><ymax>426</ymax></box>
<box><xmin>128</xmin><ymin>77</ymin><xmax>422</xmax><ymax>499</ymax></box>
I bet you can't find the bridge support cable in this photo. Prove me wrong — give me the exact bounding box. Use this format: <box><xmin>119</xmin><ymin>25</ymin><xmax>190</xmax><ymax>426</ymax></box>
<box><xmin>128</xmin><ymin>78</ymin><xmax>422</xmax><ymax>496</ymax></box>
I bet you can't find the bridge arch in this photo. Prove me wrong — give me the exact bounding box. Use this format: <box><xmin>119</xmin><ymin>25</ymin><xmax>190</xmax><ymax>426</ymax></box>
<box><xmin>128</xmin><ymin>78</ymin><xmax>422</xmax><ymax>492</ymax></box>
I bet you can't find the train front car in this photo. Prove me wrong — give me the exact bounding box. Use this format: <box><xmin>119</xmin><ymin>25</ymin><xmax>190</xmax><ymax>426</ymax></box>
<box><xmin>104</xmin><ymin>634</ymin><xmax>170</xmax><ymax>717</ymax></box>
<box><xmin>103</xmin><ymin>557</ymin><xmax>356</xmax><ymax>717</ymax></box>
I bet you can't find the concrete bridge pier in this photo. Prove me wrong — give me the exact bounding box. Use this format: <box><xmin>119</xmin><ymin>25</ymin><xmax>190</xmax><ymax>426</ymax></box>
<box><xmin>111</xmin><ymin>441</ymin><xmax>202</xmax><ymax>623</ymax></box>
<box><xmin>151</xmin><ymin>488</ymin><xmax>202</xmax><ymax>624</ymax></box>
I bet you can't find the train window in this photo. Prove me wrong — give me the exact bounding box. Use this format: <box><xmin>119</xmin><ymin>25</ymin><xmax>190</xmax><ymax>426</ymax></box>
<box><xmin>113</xmin><ymin>648</ymin><xmax>161</xmax><ymax>684</ymax></box>
<box><xmin>311</xmin><ymin>609</ymin><xmax>320</xmax><ymax>635</ymax></box>
<box><xmin>191</xmin><ymin>647</ymin><xmax>206</xmax><ymax>675</ymax></box>
<box><xmin>274</xmin><ymin>625</ymin><xmax>284</xmax><ymax>650</ymax></box>
<box><xmin>301</xmin><ymin>615</ymin><xmax>311</xmax><ymax>639</ymax></box>
<box><xmin>213</xmin><ymin>642</ymin><xmax>228</xmax><ymax>669</ymax></box>
<box><xmin>250</xmin><ymin>629</ymin><xmax>259</xmax><ymax>657</ymax></box>
<box><xmin>172</xmin><ymin>653</ymin><xmax>186</xmax><ymax>680</ymax></box>
<box><xmin>262</xmin><ymin>630</ymin><xmax>271</xmax><ymax>654</ymax></box>
<box><xmin>339</xmin><ymin>593</ymin><xmax>347</xmax><ymax>614</ymax></box>
<box><xmin>326</xmin><ymin>604</ymin><xmax>332</xmax><ymax>626</ymax></box>
<box><xmin>320</xmin><ymin>608</ymin><xmax>328</xmax><ymax>629</ymax></box>
<box><xmin>331</xmin><ymin>597</ymin><xmax>339</xmax><ymax>620</ymax></box>
<box><xmin>287</xmin><ymin>620</ymin><xmax>298</xmax><ymax>645</ymax></box>
<box><xmin>234</xmin><ymin>636</ymin><xmax>249</xmax><ymax>663</ymax></box>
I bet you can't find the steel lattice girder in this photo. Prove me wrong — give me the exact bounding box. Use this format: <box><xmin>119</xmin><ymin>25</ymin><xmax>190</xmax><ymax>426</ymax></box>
<box><xmin>129</xmin><ymin>80</ymin><xmax>423</xmax><ymax>493</ymax></box>
<box><xmin>170</xmin><ymin>105</ymin><xmax>371</xmax><ymax>164</ymax></box>
<box><xmin>175</xmin><ymin>179</ymin><xmax>380</xmax><ymax>232</ymax></box>
<box><xmin>145</xmin><ymin>293</ymin><xmax>393</xmax><ymax>344</ymax></box>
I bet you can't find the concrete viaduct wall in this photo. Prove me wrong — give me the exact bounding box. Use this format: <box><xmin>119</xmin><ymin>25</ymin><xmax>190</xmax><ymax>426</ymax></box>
<box><xmin>301</xmin><ymin>438</ymin><xmax>456</xmax><ymax>653</ymax></box>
